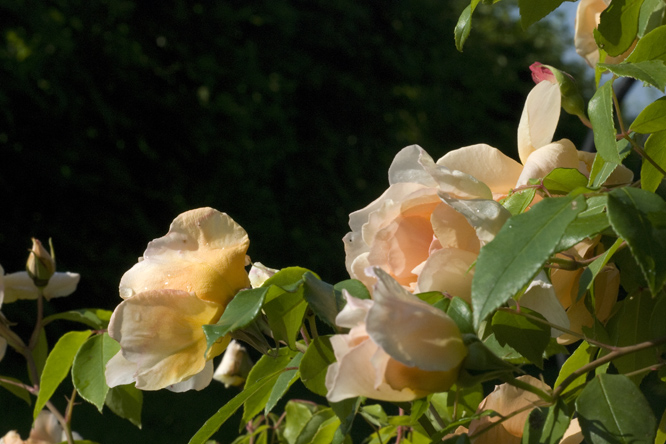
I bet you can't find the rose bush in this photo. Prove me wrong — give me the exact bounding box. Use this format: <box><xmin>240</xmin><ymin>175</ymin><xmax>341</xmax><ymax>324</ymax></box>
<box><xmin>105</xmin><ymin>207</ymin><xmax>251</xmax><ymax>391</ymax></box>
<box><xmin>325</xmin><ymin>267</ymin><xmax>467</xmax><ymax>402</ymax></box>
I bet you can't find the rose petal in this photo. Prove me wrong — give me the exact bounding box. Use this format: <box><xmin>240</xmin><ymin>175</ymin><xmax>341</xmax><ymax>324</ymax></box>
<box><xmin>419</xmin><ymin>150</ymin><xmax>493</xmax><ymax>200</ymax></box>
<box><xmin>105</xmin><ymin>352</ymin><xmax>138</xmax><ymax>388</ymax></box>
<box><xmin>168</xmin><ymin>361</ymin><xmax>214</xmax><ymax>392</ymax></box>
<box><xmin>365</xmin><ymin>268</ymin><xmax>467</xmax><ymax>372</ymax></box>
<box><xmin>574</xmin><ymin>0</ymin><xmax>610</xmax><ymax>67</ymax></box>
<box><xmin>119</xmin><ymin>208</ymin><xmax>250</xmax><ymax>306</ymax></box>
<box><xmin>414</xmin><ymin>248</ymin><xmax>477</xmax><ymax>303</ymax></box>
<box><xmin>107</xmin><ymin>289</ymin><xmax>226</xmax><ymax>390</ymax></box>
<box><xmin>518</xmin><ymin>271</ymin><xmax>571</xmax><ymax>337</ymax></box>
<box><xmin>335</xmin><ymin>291</ymin><xmax>373</xmax><ymax>329</ymax></box>
<box><xmin>439</xmin><ymin>196</ymin><xmax>511</xmax><ymax>245</ymax></box>
<box><xmin>388</xmin><ymin>145</ymin><xmax>438</xmax><ymax>187</ymax></box>
<box><xmin>518</xmin><ymin>82</ymin><xmax>561</xmax><ymax>164</ymax></box>
<box><xmin>2</xmin><ymin>271</ymin><xmax>80</xmax><ymax>303</ymax></box>
<box><xmin>430</xmin><ymin>203</ymin><xmax>480</xmax><ymax>253</ymax></box>
<box><xmin>561</xmin><ymin>418</ymin><xmax>584</xmax><ymax>444</ymax></box>
<box><xmin>437</xmin><ymin>144</ymin><xmax>523</xmax><ymax>196</ymax></box>
<box><xmin>29</xmin><ymin>410</ymin><xmax>63</xmax><ymax>443</ymax></box>
<box><xmin>517</xmin><ymin>139</ymin><xmax>580</xmax><ymax>186</ymax></box>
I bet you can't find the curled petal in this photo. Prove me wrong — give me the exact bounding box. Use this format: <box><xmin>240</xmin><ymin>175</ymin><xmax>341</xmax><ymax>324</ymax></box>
<box><xmin>389</xmin><ymin>145</ymin><xmax>438</xmax><ymax>187</ymax></box>
<box><xmin>518</xmin><ymin>82</ymin><xmax>561</xmax><ymax>164</ymax></box>
<box><xmin>415</xmin><ymin>248</ymin><xmax>477</xmax><ymax>303</ymax></box>
<box><xmin>437</xmin><ymin>144</ymin><xmax>523</xmax><ymax>196</ymax></box>
<box><xmin>574</xmin><ymin>0</ymin><xmax>610</xmax><ymax>67</ymax></box>
<box><xmin>3</xmin><ymin>271</ymin><xmax>80</xmax><ymax>303</ymax></box>
<box><xmin>168</xmin><ymin>361</ymin><xmax>214</xmax><ymax>392</ymax></box>
<box><xmin>419</xmin><ymin>150</ymin><xmax>493</xmax><ymax>200</ymax></box>
<box><xmin>119</xmin><ymin>208</ymin><xmax>250</xmax><ymax>306</ymax></box>
<box><xmin>366</xmin><ymin>268</ymin><xmax>467</xmax><ymax>372</ymax></box>
<box><xmin>517</xmin><ymin>139</ymin><xmax>580</xmax><ymax>186</ymax></box>
<box><xmin>439</xmin><ymin>196</ymin><xmax>511</xmax><ymax>245</ymax></box>
<box><xmin>518</xmin><ymin>271</ymin><xmax>570</xmax><ymax>337</ymax></box>
<box><xmin>430</xmin><ymin>203</ymin><xmax>480</xmax><ymax>253</ymax></box>
<box><xmin>561</xmin><ymin>418</ymin><xmax>584</xmax><ymax>444</ymax></box>
<box><xmin>106</xmin><ymin>289</ymin><xmax>226</xmax><ymax>390</ymax></box>
<box><xmin>336</xmin><ymin>291</ymin><xmax>373</xmax><ymax>329</ymax></box>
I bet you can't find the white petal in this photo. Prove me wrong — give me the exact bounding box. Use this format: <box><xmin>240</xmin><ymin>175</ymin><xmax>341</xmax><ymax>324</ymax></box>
<box><xmin>43</xmin><ymin>272</ymin><xmax>80</xmax><ymax>300</ymax></box>
<box><xmin>517</xmin><ymin>139</ymin><xmax>580</xmax><ymax>186</ymax></box>
<box><xmin>3</xmin><ymin>272</ymin><xmax>39</xmax><ymax>303</ymax></box>
<box><xmin>105</xmin><ymin>352</ymin><xmax>138</xmax><ymax>388</ymax></box>
<box><xmin>168</xmin><ymin>361</ymin><xmax>214</xmax><ymax>392</ymax></box>
<box><xmin>335</xmin><ymin>290</ymin><xmax>373</xmax><ymax>329</ymax></box>
<box><xmin>518</xmin><ymin>82</ymin><xmax>561</xmax><ymax>164</ymax></box>
<box><xmin>388</xmin><ymin>145</ymin><xmax>438</xmax><ymax>187</ymax></box>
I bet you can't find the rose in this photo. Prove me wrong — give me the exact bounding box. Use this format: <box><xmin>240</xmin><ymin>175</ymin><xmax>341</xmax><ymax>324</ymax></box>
<box><xmin>0</xmin><ymin>411</ymin><xmax>82</xmax><ymax>444</ymax></box>
<box><xmin>105</xmin><ymin>207</ymin><xmax>251</xmax><ymax>391</ymax></box>
<box><xmin>325</xmin><ymin>267</ymin><xmax>467</xmax><ymax>402</ymax></box>
<box><xmin>447</xmin><ymin>376</ymin><xmax>583</xmax><ymax>444</ymax></box>
<box><xmin>575</xmin><ymin>0</ymin><xmax>636</xmax><ymax>67</ymax></box>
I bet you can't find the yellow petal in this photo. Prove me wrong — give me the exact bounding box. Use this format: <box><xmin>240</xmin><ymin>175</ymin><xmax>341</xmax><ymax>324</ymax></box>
<box><xmin>517</xmin><ymin>139</ymin><xmax>580</xmax><ymax>186</ymax></box>
<box><xmin>120</xmin><ymin>208</ymin><xmax>250</xmax><ymax>306</ymax></box>
<box><xmin>574</xmin><ymin>0</ymin><xmax>610</xmax><ymax>67</ymax></box>
<box><xmin>366</xmin><ymin>268</ymin><xmax>467</xmax><ymax>372</ymax></box>
<box><xmin>107</xmin><ymin>289</ymin><xmax>226</xmax><ymax>390</ymax></box>
<box><xmin>561</xmin><ymin>418</ymin><xmax>584</xmax><ymax>444</ymax></box>
<box><xmin>437</xmin><ymin>144</ymin><xmax>523</xmax><ymax>196</ymax></box>
<box><xmin>518</xmin><ymin>82</ymin><xmax>561</xmax><ymax>164</ymax></box>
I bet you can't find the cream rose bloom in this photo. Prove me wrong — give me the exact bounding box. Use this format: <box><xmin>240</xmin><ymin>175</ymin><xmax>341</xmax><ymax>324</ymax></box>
<box><xmin>105</xmin><ymin>207</ymin><xmax>251</xmax><ymax>391</ymax></box>
<box><xmin>448</xmin><ymin>376</ymin><xmax>583</xmax><ymax>444</ymax></box>
<box><xmin>0</xmin><ymin>411</ymin><xmax>82</xmax><ymax>444</ymax></box>
<box><xmin>574</xmin><ymin>0</ymin><xmax>636</xmax><ymax>67</ymax></box>
<box><xmin>325</xmin><ymin>268</ymin><xmax>467</xmax><ymax>402</ymax></box>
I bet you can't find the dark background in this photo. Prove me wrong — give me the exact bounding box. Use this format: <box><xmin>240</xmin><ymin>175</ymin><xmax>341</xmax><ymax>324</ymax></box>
<box><xmin>0</xmin><ymin>0</ymin><xmax>589</xmax><ymax>442</ymax></box>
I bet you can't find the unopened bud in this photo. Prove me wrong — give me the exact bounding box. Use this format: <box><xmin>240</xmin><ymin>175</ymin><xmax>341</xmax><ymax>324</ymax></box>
<box><xmin>26</xmin><ymin>238</ymin><xmax>56</xmax><ymax>288</ymax></box>
<box><xmin>213</xmin><ymin>340</ymin><xmax>253</xmax><ymax>388</ymax></box>
<box><xmin>530</xmin><ymin>62</ymin><xmax>586</xmax><ymax>118</ymax></box>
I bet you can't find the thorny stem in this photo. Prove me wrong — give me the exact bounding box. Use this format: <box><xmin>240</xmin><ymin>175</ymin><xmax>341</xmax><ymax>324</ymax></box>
<box><xmin>552</xmin><ymin>335</ymin><xmax>666</xmax><ymax>399</ymax></box>
<box><xmin>498</xmin><ymin>307</ymin><xmax>616</xmax><ymax>351</ymax></box>
<box><xmin>468</xmin><ymin>403</ymin><xmax>537</xmax><ymax>440</ymax></box>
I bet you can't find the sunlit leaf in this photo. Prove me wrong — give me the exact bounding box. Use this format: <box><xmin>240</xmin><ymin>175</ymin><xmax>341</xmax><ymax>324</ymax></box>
<box><xmin>34</xmin><ymin>330</ymin><xmax>91</xmax><ymax>419</ymax></box>
<box><xmin>43</xmin><ymin>308</ymin><xmax>113</xmax><ymax>330</ymax></box>
<box><xmin>542</xmin><ymin>168</ymin><xmax>589</xmax><ymax>195</ymax></box>
<box><xmin>577</xmin><ymin>238</ymin><xmax>624</xmax><ymax>300</ymax></box>
<box><xmin>641</xmin><ymin>130</ymin><xmax>666</xmax><ymax>192</ymax></box>
<box><xmin>554</xmin><ymin>341</ymin><xmax>597</xmax><ymax>400</ymax></box>
<box><xmin>455</xmin><ymin>0</ymin><xmax>481</xmax><ymax>52</ymax></box>
<box><xmin>265</xmin><ymin>353</ymin><xmax>302</xmax><ymax>415</ymax></box>
<box><xmin>299</xmin><ymin>335</ymin><xmax>335</xmax><ymax>397</ymax></box>
<box><xmin>472</xmin><ymin>195</ymin><xmax>586</xmax><ymax>328</ymax></box>
<box><xmin>630</xmin><ymin>96</ymin><xmax>666</xmax><ymax>133</ymax></box>
<box><xmin>599</xmin><ymin>60</ymin><xmax>666</xmax><ymax>90</ymax></box>
<box><xmin>589</xmin><ymin>81</ymin><xmax>620</xmax><ymax>164</ymax></box>
<box><xmin>72</xmin><ymin>333</ymin><xmax>120</xmax><ymax>412</ymax></box>
<box><xmin>501</xmin><ymin>188</ymin><xmax>537</xmax><ymax>216</ymax></box>
<box><xmin>594</xmin><ymin>0</ymin><xmax>644</xmax><ymax>57</ymax></box>
<box><xmin>333</xmin><ymin>279</ymin><xmax>370</xmax><ymax>300</ymax></box>
<box><xmin>626</xmin><ymin>24</ymin><xmax>666</xmax><ymax>63</ymax></box>
<box><xmin>518</xmin><ymin>0</ymin><xmax>573</xmax><ymax>29</ymax></box>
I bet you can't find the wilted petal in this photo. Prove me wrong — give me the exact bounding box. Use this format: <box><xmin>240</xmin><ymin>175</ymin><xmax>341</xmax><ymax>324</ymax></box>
<box><xmin>415</xmin><ymin>248</ymin><xmax>477</xmax><ymax>303</ymax></box>
<box><xmin>437</xmin><ymin>144</ymin><xmax>523</xmax><ymax>196</ymax></box>
<box><xmin>518</xmin><ymin>81</ymin><xmax>561</xmax><ymax>164</ymax></box>
<box><xmin>517</xmin><ymin>139</ymin><xmax>580</xmax><ymax>186</ymax></box>
<box><xmin>518</xmin><ymin>271</ymin><xmax>570</xmax><ymax>337</ymax></box>
<box><xmin>119</xmin><ymin>208</ymin><xmax>250</xmax><ymax>306</ymax></box>
<box><xmin>366</xmin><ymin>268</ymin><xmax>467</xmax><ymax>372</ymax></box>
<box><xmin>107</xmin><ymin>289</ymin><xmax>226</xmax><ymax>390</ymax></box>
<box><xmin>168</xmin><ymin>361</ymin><xmax>214</xmax><ymax>392</ymax></box>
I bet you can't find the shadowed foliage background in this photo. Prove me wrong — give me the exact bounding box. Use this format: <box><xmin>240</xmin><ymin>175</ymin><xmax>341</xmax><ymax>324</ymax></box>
<box><xmin>0</xmin><ymin>0</ymin><xmax>588</xmax><ymax>441</ymax></box>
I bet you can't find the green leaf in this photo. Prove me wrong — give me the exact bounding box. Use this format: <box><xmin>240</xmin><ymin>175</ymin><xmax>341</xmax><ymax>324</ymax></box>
<box><xmin>454</xmin><ymin>0</ymin><xmax>481</xmax><ymax>52</ymax></box>
<box><xmin>554</xmin><ymin>341</ymin><xmax>597</xmax><ymax>399</ymax></box>
<box><xmin>447</xmin><ymin>297</ymin><xmax>475</xmax><ymax>335</ymax></box>
<box><xmin>31</xmin><ymin>328</ymin><xmax>48</xmax><ymax>385</ymax></box>
<box><xmin>557</xmin><ymin>196</ymin><xmax>610</xmax><ymax>252</ymax></box>
<box><xmin>521</xmin><ymin>400</ymin><xmax>570</xmax><ymax>444</ymax></box>
<box><xmin>642</xmin><ymin>130</ymin><xmax>666</xmax><ymax>192</ymax></box>
<box><xmin>442</xmin><ymin>435</ymin><xmax>471</xmax><ymax>444</ymax></box>
<box><xmin>607</xmin><ymin>291</ymin><xmax>658</xmax><ymax>384</ymax></box>
<box><xmin>518</xmin><ymin>0</ymin><xmax>572</xmax><ymax>29</ymax></box>
<box><xmin>264</xmin><ymin>288</ymin><xmax>308</xmax><ymax>350</ymax></box>
<box><xmin>500</xmin><ymin>188</ymin><xmax>537</xmax><ymax>216</ymax></box>
<box><xmin>34</xmin><ymin>330</ymin><xmax>91</xmax><ymax>419</ymax></box>
<box><xmin>472</xmin><ymin>195</ymin><xmax>586</xmax><ymax>328</ymax></box>
<box><xmin>542</xmin><ymin>168</ymin><xmax>590</xmax><ymax>195</ymax></box>
<box><xmin>577</xmin><ymin>238</ymin><xmax>624</xmax><ymax>301</ymax></box>
<box><xmin>203</xmin><ymin>287</ymin><xmax>267</xmax><ymax>353</ymax></box>
<box><xmin>302</xmin><ymin>273</ymin><xmax>345</xmax><ymax>328</ymax></box>
<box><xmin>243</xmin><ymin>347</ymin><xmax>296</xmax><ymax>425</ymax></box>
<box><xmin>299</xmin><ymin>335</ymin><xmax>335</xmax><ymax>396</ymax></box>
<box><xmin>72</xmin><ymin>333</ymin><xmax>120</xmax><ymax>412</ymax></box>
<box><xmin>295</xmin><ymin>408</ymin><xmax>337</xmax><ymax>444</ymax></box>
<box><xmin>491</xmin><ymin>307</ymin><xmax>550</xmax><ymax>367</ymax></box>
<box><xmin>0</xmin><ymin>375</ymin><xmax>32</xmax><ymax>405</ymax></box>
<box><xmin>626</xmin><ymin>24</ymin><xmax>666</xmax><ymax>63</ymax></box>
<box><xmin>43</xmin><ymin>309</ymin><xmax>113</xmax><ymax>330</ymax></box>
<box><xmin>638</xmin><ymin>0</ymin><xmax>666</xmax><ymax>37</ymax></box>
<box><xmin>330</xmin><ymin>397</ymin><xmax>360</xmax><ymax>439</ymax></box>
<box><xmin>594</xmin><ymin>0</ymin><xmax>644</xmax><ymax>57</ymax></box>
<box><xmin>333</xmin><ymin>279</ymin><xmax>370</xmax><ymax>300</ymax></box>
<box><xmin>262</xmin><ymin>266</ymin><xmax>314</xmax><ymax>290</ymax></box>
<box><xmin>284</xmin><ymin>401</ymin><xmax>316</xmax><ymax>444</ymax></box>
<box><xmin>105</xmin><ymin>384</ymin><xmax>142</xmax><ymax>429</ymax></box>
<box><xmin>589</xmin><ymin>81</ymin><xmax>620</xmax><ymax>164</ymax></box>
<box><xmin>189</xmin><ymin>369</ymin><xmax>284</xmax><ymax>444</ymax></box>
<box><xmin>588</xmin><ymin>140</ymin><xmax>632</xmax><ymax>188</ymax></box>
<box><xmin>599</xmin><ymin>60</ymin><xmax>666</xmax><ymax>90</ymax></box>
<box><xmin>630</xmin><ymin>97</ymin><xmax>666</xmax><ymax>133</ymax></box>
<box><xmin>577</xmin><ymin>374</ymin><xmax>656</xmax><ymax>443</ymax></box>
<box><xmin>607</xmin><ymin>187</ymin><xmax>666</xmax><ymax>295</ymax></box>
<box><xmin>265</xmin><ymin>352</ymin><xmax>302</xmax><ymax>415</ymax></box>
